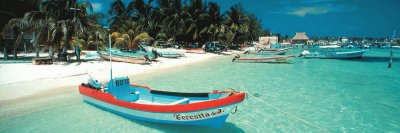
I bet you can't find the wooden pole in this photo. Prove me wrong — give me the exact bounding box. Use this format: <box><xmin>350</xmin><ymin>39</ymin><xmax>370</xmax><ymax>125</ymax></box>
<box><xmin>388</xmin><ymin>50</ymin><xmax>393</xmax><ymax>68</ymax></box>
<box><xmin>3</xmin><ymin>47</ymin><xmax>8</xmax><ymax>60</ymax></box>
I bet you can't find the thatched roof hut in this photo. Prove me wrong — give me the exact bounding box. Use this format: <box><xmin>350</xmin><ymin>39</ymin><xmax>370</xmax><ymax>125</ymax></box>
<box><xmin>292</xmin><ymin>32</ymin><xmax>309</xmax><ymax>40</ymax></box>
<box><xmin>292</xmin><ymin>32</ymin><xmax>309</xmax><ymax>44</ymax></box>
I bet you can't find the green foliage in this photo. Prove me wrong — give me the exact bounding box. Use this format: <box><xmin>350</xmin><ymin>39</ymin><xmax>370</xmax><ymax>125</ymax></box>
<box><xmin>108</xmin><ymin>0</ymin><xmax>264</xmax><ymax>47</ymax></box>
<box><xmin>3</xmin><ymin>0</ymin><xmax>105</xmax><ymax>53</ymax></box>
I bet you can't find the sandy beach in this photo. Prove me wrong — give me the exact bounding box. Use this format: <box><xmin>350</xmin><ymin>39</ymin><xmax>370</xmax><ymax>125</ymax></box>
<box><xmin>0</xmin><ymin>53</ymin><xmax>219</xmax><ymax>102</ymax></box>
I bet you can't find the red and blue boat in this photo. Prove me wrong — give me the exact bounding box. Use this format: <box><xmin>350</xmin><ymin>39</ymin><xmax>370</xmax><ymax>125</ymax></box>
<box><xmin>79</xmin><ymin>77</ymin><xmax>245</xmax><ymax>128</ymax></box>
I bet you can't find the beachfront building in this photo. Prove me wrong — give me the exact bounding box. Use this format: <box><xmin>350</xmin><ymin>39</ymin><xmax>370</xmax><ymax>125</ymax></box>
<box><xmin>1</xmin><ymin>32</ymin><xmax>35</xmax><ymax>59</ymax></box>
<box><xmin>291</xmin><ymin>32</ymin><xmax>309</xmax><ymax>45</ymax></box>
<box><xmin>259</xmin><ymin>36</ymin><xmax>278</xmax><ymax>45</ymax></box>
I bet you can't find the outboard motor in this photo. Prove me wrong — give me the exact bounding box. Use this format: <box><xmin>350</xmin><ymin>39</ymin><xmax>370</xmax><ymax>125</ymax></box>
<box><xmin>298</xmin><ymin>50</ymin><xmax>310</xmax><ymax>57</ymax></box>
<box><xmin>152</xmin><ymin>49</ymin><xmax>159</xmax><ymax>59</ymax></box>
<box><xmin>144</xmin><ymin>53</ymin><xmax>151</xmax><ymax>62</ymax></box>
<box><xmin>232</xmin><ymin>54</ymin><xmax>240</xmax><ymax>62</ymax></box>
<box><xmin>87</xmin><ymin>76</ymin><xmax>103</xmax><ymax>90</ymax></box>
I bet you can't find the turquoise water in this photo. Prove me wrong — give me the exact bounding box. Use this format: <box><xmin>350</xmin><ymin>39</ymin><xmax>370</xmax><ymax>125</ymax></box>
<box><xmin>1</xmin><ymin>48</ymin><xmax>400</xmax><ymax>132</ymax></box>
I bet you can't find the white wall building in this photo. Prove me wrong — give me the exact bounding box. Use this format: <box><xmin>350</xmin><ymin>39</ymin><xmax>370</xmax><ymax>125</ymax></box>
<box><xmin>259</xmin><ymin>36</ymin><xmax>278</xmax><ymax>44</ymax></box>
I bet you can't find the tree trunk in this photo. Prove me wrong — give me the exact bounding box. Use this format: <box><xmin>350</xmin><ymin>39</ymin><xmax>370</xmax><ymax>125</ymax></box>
<box><xmin>49</xmin><ymin>46</ymin><xmax>54</xmax><ymax>58</ymax></box>
<box><xmin>3</xmin><ymin>47</ymin><xmax>8</xmax><ymax>60</ymax></box>
<box><xmin>13</xmin><ymin>48</ymin><xmax>17</xmax><ymax>59</ymax></box>
<box><xmin>35</xmin><ymin>46</ymin><xmax>40</xmax><ymax>58</ymax></box>
<box><xmin>75</xmin><ymin>45</ymin><xmax>80</xmax><ymax>61</ymax></box>
<box><xmin>24</xmin><ymin>43</ymin><xmax>27</xmax><ymax>54</ymax></box>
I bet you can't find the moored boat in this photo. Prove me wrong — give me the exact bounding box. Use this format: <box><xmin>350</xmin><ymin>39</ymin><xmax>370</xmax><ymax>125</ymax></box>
<box><xmin>99</xmin><ymin>52</ymin><xmax>150</xmax><ymax>64</ymax></box>
<box><xmin>152</xmin><ymin>41</ymin><xmax>186</xmax><ymax>58</ymax></box>
<box><xmin>245</xmin><ymin>48</ymin><xmax>290</xmax><ymax>55</ymax></box>
<box><xmin>106</xmin><ymin>48</ymin><xmax>157</xmax><ymax>60</ymax></box>
<box><xmin>299</xmin><ymin>45</ymin><xmax>368</xmax><ymax>59</ymax></box>
<box><xmin>155</xmin><ymin>48</ymin><xmax>186</xmax><ymax>58</ymax></box>
<box><xmin>232</xmin><ymin>55</ymin><xmax>295</xmax><ymax>63</ymax></box>
<box><xmin>79</xmin><ymin>76</ymin><xmax>246</xmax><ymax>128</ymax></box>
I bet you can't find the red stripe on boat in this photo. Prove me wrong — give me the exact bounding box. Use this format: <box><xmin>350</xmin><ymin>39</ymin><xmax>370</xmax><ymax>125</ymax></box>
<box><xmin>79</xmin><ymin>85</ymin><xmax>245</xmax><ymax>113</ymax></box>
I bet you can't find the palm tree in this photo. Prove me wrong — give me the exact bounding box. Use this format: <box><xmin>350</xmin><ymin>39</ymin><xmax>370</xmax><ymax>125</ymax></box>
<box><xmin>109</xmin><ymin>0</ymin><xmax>128</xmax><ymax>31</ymax></box>
<box><xmin>202</xmin><ymin>1</ymin><xmax>224</xmax><ymax>42</ymax></box>
<box><xmin>247</xmin><ymin>13</ymin><xmax>263</xmax><ymax>42</ymax></box>
<box><xmin>118</xmin><ymin>18</ymin><xmax>142</xmax><ymax>50</ymax></box>
<box><xmin>222</xmin><ymin>4</ymin><xmax>249</xmax><ymax>45</ymax></box>
<box><xmin>158</xmin><ymin>0</ymin><xmax>190</xmax><ymax>42</ymax></box>
<box><xmin>2</xmin><ymin>0</ymin><xmax>103</xmax><ymax>59</ymax></box>
<box><xmin>185</xmin><ymin>0</ymin><xmax>208</xmax><ymax>44</ymax></box>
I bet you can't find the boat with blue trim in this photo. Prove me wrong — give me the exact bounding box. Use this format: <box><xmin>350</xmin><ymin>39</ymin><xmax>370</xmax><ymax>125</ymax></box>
<box><xmin>79</xmin><ymin>77</ymin><xmax>246</xmax><ymax>128</ymax></box>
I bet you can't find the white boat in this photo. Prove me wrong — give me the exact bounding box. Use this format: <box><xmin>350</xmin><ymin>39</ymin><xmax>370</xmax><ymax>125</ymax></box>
<box><xmin>392</xmin><ymin>46</ymin><xmax>400</xmax><ymax>49</ymax></box>
<box><xmin>155</xmin><ymin>48</ymin><xmax>186</xmax><ymax>58</ymax></box>
<box><xmin>232</xmin><ymin>55</ymin><xmax>295</xmax><ymax>63</ymax></box>
<box><xmin>300</xmin><ymin>45</ymin><xmax>368</xmax><ymax>59</ymax></box>
<box><xmin>151</xmin><ymin>42</ymin><xmax>186</xmax><ymax>58</ymax></box>
<box><xmin>245</xmin><ymin>48</ymin><xmax>290</xmax><ymax>55</ymax></box>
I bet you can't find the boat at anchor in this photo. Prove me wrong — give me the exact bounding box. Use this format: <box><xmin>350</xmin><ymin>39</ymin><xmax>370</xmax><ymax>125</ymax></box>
<box><xmin>79</xmin><ymin>77</ymin><xmax>246</xmax><ymax>128</ymax></box>
<box><xmin>299</xmin><ymin>45</ymin><xmax>368</xmax><ymax>59</ymax></box>
<box><xmin>232</xmin><ymin>55</ymin><xmax>295</xmax><ymax>63</ymax></box>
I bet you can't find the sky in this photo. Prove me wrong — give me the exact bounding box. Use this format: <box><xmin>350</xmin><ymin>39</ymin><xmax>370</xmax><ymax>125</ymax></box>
<box><xmin>88</xmin><ymin>0</ymin><xmax>400</xmax><ymax>38</ymax></box>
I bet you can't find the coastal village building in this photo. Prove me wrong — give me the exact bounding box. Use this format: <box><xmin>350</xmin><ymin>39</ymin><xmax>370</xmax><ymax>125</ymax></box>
<box><xmin>1</xmin><ymin>32</ymin><xmax>35</xmax><ymax>55</ymax></box>
<box><xmin>291</xmin><ymin>32</ymin><xmax>309</xmax><ymax>45</ymax></box>
<box><xmin>259</xmin><ymin>36</ymin><xmax>278</xmax><ymax>45</ymax></box>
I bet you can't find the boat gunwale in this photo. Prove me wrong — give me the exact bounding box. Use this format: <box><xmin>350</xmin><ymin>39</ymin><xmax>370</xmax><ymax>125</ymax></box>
<box><xmin>79</xmin><ymin>85</ymin><xmax>246</xmax><ymax>113</ymax></box>
<box><xmin>236</xmin><ymin>55</ymin><xmax>295</xmax><ymax>61</ymax></box>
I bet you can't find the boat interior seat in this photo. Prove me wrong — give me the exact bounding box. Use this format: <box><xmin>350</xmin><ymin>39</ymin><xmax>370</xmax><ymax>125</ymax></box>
<box><xmin>168</xmin><ymin>98</ymin><xmax>189</xmax><ymax>105</ymax></box>
<box><xmin>119</xmin><ymin>91</ymin><xmax>140</xmax><ymax>102</ymax></box>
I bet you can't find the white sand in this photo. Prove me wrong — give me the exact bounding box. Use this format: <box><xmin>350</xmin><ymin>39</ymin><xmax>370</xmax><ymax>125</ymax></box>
<box><xmin>0</xmin><ymin>53</ymin><xmax>219</xmax><ymax>101</ymax></box>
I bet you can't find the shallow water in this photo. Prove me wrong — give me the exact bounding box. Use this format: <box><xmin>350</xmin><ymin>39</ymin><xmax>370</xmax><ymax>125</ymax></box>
<box><xmin>1</xmin><ymin>48</ymin><xmax>399</xmax><ymax>132</ymax></box>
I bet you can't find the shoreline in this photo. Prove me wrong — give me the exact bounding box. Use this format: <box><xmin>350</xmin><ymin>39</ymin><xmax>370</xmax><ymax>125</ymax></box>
<box><xmin>0</xmin><ymin>53</ymin><xmax>221</xmax><ymax>102</ymax></box>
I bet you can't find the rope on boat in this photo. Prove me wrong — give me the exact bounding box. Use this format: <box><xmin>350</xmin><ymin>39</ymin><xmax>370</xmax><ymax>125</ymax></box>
<box><xmin>247</xmin><ymin>93</ymin><xmax>330</xmax><ymax>132</ymax></box>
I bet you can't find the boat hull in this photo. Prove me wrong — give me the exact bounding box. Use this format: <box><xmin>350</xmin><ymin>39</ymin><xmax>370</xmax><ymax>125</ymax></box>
<box><xmin>304</xmin><ymin>50</ymin><xmax>367</xmax><ymax>59</ymax></box>
<box><xmin>233</xmin><ymin>55</ymin><xmax>295</xmax><ymax>63</ymax></box>
<box><xmin>83</xmin><ymin>95</ymin><xmax>237</xmax><ymax>128</ymax></box>
<box><xmin>155</xmin><ymin>48</ymin><xmax>186</xmax><ymax>58</ymax></box>
<box><xmin>79</xmin><ymin>85</ymin><xmax>245</xmax><ymax>128</ymax></box>
<box><xmin>99</xmin><ymin>53</ymin><xmax>150</xmax><ymax>64</ymax></box>
<box><xmin>256</xmin><ymin>50</ymin><xmax>287</xmax><ymax>55</ymax></box>
<box><xmin>159</xmin><ymin>53</ymin><xmax>181</xmax><ymax>58</ymax></box>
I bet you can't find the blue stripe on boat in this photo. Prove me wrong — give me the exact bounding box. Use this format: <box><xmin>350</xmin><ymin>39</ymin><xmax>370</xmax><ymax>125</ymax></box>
<box><xmin>84</xmin><ymin>99</ymin><xmax>229</xmax><ymax>128</ymax></box>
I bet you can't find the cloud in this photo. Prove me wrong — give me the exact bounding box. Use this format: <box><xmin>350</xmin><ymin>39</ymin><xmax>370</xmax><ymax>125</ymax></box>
<box><xmin>91</xmin><ymin>3</ymin><xmax>102</xmax><ymax>12</ymax></box>
<box><xmin>287</xmin><ymin>6</ymin><xmax>329</xmax><ymax>17</ymax></box>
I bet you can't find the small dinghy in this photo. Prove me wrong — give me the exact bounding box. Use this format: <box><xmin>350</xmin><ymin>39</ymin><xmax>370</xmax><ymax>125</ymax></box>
<box><xmin>232</xmin><ymin>55</ymin><xmax>295</xmax><ymax>63</ymax></box>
